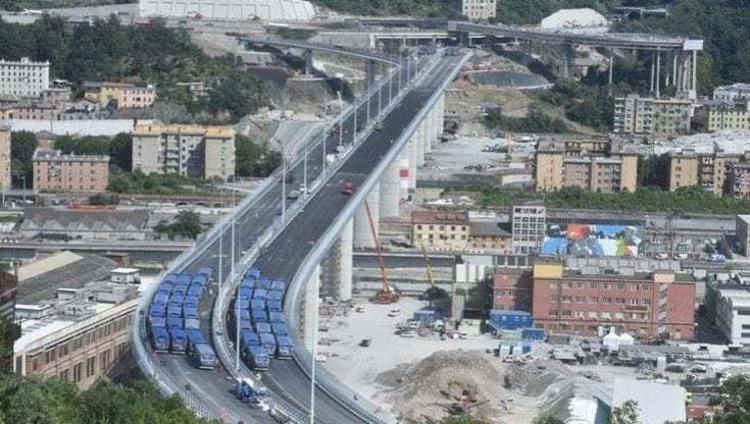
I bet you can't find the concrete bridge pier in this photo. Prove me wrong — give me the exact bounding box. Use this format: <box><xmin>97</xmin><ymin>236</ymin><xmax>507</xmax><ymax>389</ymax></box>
<box><xmin>303</xmin><ymin>264</ymin><xmax>320</xmax><ymax>350</ymax></box>
<box><xmin>304</xmin><ymin>49</ymin><xmax>313</xmax><ymax>76</ymax></box>
<box><xmin>408</xmin><ymin>137</ymin><xmax>418</xmax><ymax>190</ymax></box>
<box><xmin>338</xmin><ymin>218</ymin><xmax>353</xmax><ymax>301</ymax></box>
<box><xmin>366</xmin><ymin>59</ymin><xmax>377</xmax><ymax>91</ymax></box>
<box><xmin>416</xmin><ymin>123</ymin><xmax>426</xmax><ymax>167</ymax></box>
<box><xmin>399</xmin><ymin>149</ymin><xmax>410</xmax><ymax>200</ymax></box>
<box><xmin>353</xmin><ymin>182</ymin><xmax>380</xmax><ymax>249</ymax></box>
<box><xmin>380</xmin><ymin>160</ymin><xmax>401</xmax><ymax>219</ymax></box>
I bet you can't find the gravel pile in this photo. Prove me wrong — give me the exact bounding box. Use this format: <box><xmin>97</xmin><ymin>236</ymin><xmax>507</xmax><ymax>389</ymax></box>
<box><xmin>503</xmin><ymin>360</ymin><xmax>573</xmax><ymax>397</ymax></box>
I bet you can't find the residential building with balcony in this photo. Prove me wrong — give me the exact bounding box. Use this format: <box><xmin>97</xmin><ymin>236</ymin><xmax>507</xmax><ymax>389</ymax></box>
<box><xmin>0</xmin><ymin>57</ymin><xmax>50</xmax><ymax>98</ymax></box>
<box><xmin>511</xmin><ymin>203</ymin><xmax>546</xmax><ymax>255</ymax></box>
<box><xmin>32</xmin><ymin>149</ymin><xmax>109</xmax><ymax>193</ymax></box>
<box><xmin>531</xmin><ymin>261</ymin><xmax>696</xmax><ymax>340</ymax></box>
<box><xmin>713</xmin><ymin>83</ymin><xmax>750</xmax><ymax>103</ymax></box>
<box><xmin>132</xmin><ymin>124</ymin><xmax>235</xmax><ymax>181</ymax></box>
<box><xmin>613</xmin><ymin>94</ymin><xmax>692</xmax><ymax>137</ymax></box>
<box><xmin>667</xmin><ymin>146</ymin><xmax>750</xmax><ymax>195</ymax></box>
<box><xmin>462</xmin><ymin>0</ymin><xmax>496</xmax><ymax>20</ymax></box>
<box><xmin>410</xmin><ymin>210</ymin><xmax>469</xmax><ymax>251</ymax></box>
<box><xmin>707</xmin><ymin>101</ymin><xmax>750</xmax><ymax>131</ymax></box>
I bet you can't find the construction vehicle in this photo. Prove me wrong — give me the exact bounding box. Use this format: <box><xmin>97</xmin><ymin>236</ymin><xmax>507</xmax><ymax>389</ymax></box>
<box><xmin>419</xmin><ymin>245</ymin><xmax>448</xmax><ymax>305</ymax></box>
<box><xmin>341</xmin><ymin>182</ymin><xmax>356</xmax><ymax>195</ymax></box>
<box><xmin>364</xmin><ymin>200</ymin><xmax>400</xmax><ymax>304</ymax></box>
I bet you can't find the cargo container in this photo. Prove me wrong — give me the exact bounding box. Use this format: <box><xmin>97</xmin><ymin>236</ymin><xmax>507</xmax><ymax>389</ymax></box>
<box><xmin>149</xmin><ymin>304</ymin><xmax>166</xmax><ymax>318</ymax></box>
<box><xmin>268</xmin><ymin>291</ymin><xmax>283</xmax><ymax>302</ymax></box>
<box><xmin>271</xmin><ymin>280</ymin><xmax>285</xmax><ymax>292</ymax></box>
<box><xmin>267</xmin><ymin>300</ymin><xmax>283</xmax><ymax>313</ymax></box>
<box><xmin>275</xmin><ymin>335</ymin><xmax>294</xmax><ymax>359</ymax></box>
<box><xmin>522</xmin><ymin>328</ymin><xmax>546</xmax><ymax>341</ymax></box>
<box><xmin>170</xmin><ymin>329</ymin><xmax>187</xmax><ymax>353</ymax></box>
<box><xmin>197</xmin><ymin>267</ymin><xmax>213</xmax><ymax>278</ymax></box>
<box><xmin>192</xmin><ymin>343</ymin><xmax>216</xmax><ymax>369</ymax></box>
<box><xmin>247</xmin><ymin>267</ymin><xmax>261</xmax><ymax>279</ymax></box>
<box><xmin>150</xmin><ymin>326</ymin><xmax>169</xmax><ymax>352</ymax></box>
<box><xmin>167</xmin><ymin>316</ymin><xmax>184</xmax><ymax>330</ymax></box>
<box><xmin>241</xmin><ymin>329</ymin><xmax>261</xmax><ymax>348</ymax></box>
<box><xmin>245</xmin><ymin>345</ymin><xmax>269</xmax><ymax>371</ymax></box>
<box><xmin>185</xmin><ymin>318</ymin><xmax>201</xmax><ymax>330</ymax></box>
<box><xmin>253</xmin><ymin>289</ymin><xmax>268</xmax><ymax>302</ymax></box>
<box><xmin>487</xmin><ymin>310</ymin><xmax>533</xmax><ymax>331</ymax></box>
<box><xmin>257</xmin><ymin>278</ymin><xmax>271</xmax><ymax>291</ymax></box>
<box><xmin>149</xmin><ymin>316</ymin><xmax>166</xmax><ymax>329</ymax></box>
<box><xmin>152</xmin><ymin>293</ymin><xmax>169</xmax><ymax>305</ymax></box>
<box><xmin>184</xmin><ymin>295</ymin><xmax>200</xmax><ymax>307</ymax></box>
<box><xmin>252</xmin><ymin>309</ymin><xmax>268</xmax><ymax>324</ymax></box>
<box><xmin>269</xmin><ymin>312</ymin><xmax>285</xmax><ymax>324</ymax></box>
<box><xmin>259</xmin><ymin>332</ymin><xmax>276</xmax><ymax>356</ymax></box>
<box><xmin>272</xmin><ymin>322</ymin><xmax>289</xmax><ymax>337</ymax></box>
<box><xmin>251</xmin><ymin>299</ymin><xmax>266</xmax><ymax>312</ymax></box>
<box><xmin>167</xmin><ymin>305</ymin><xmax>183</xmax><ymax>318</ymax></box>
<box><xmin>186</xmin><ymin>329</ymin><xmax>204</xmax><ymax>352</ymax></box>
<box><xmin>183</xmin><ymin>306</ymin><xmax>199</xmax><ymax>319</ymax></box>
<box><xmin>413</xmin><ymin>309</ymin><xmax>439</xmax><ymax>324</ymax></box>
<box><xmin>255</xmin><ymin>322</ymin><xmax>272</xmax><ymax>334</ymax></box>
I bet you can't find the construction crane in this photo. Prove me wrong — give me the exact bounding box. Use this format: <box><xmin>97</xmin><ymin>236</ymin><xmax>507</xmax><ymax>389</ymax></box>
<box><xmin>364</xmin><ymin>200</ymin><xmax>399</xmax><ymax>304</ymax></box>
<box><xmin>420</xmin><ymin>244</ymin><xmax>446</xmax><ymax>305</ymax></box>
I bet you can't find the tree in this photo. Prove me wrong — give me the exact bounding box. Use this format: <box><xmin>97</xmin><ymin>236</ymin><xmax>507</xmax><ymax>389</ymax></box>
<box><xmin>10</xmin><ymin>131</ymin><xmax>37</xmax><ymax>188</ymax></box>
<box><xmin>108</xmin><ymin>133</ymin><xmax>133</xmax><ymax>171</ymax></box>
<box><xmin>155</xmin><ymin>211</ymin><xmax>203</xmax><ymax>240</ymax></box>
<box><xmin>533</xmin><ymin>416</ymin><xmax>564</xmax><ymax>424</ymax></box>
<box><xmin>609</xmin><ymin>400</ymin><xmax>640</xmax><ymax>424</ymax></box>
<box><xmin>234</xmin><ymin>134</ymin><xmax>281</xmax><ymax>178</ymax></box>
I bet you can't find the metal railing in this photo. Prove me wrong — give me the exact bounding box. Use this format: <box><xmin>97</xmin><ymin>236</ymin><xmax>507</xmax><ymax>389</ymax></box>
<box><xmin>283</xmin><ymin>51</ymin><xmax>471</xmax><ymax>424</ymax></box>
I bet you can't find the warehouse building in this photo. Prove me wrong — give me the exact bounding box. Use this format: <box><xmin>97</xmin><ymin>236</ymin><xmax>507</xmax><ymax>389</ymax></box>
<box><xmin>139</xmin><ymin>0</ymin><xmax>315</xmax><ymax>22</ymax></box>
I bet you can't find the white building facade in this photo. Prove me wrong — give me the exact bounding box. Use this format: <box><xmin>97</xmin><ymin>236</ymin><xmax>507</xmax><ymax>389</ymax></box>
<box><xmin>706</xmin><ymin>278</ymin><xmax>750</xmax><ymax>345</ymax></box>
<box><xmin>139</xmin><ymin>0</ymin><xmax>315</xmax><ymax>21</ymax></box>
<box><xmin>714</xmin><ymin>83</ymin><xmax>750</xmax><ymax>103</ymax></box>
<box><xmin>0</xmin><ymin>57</ymin><xmax>50</xmax><ymax>98</ymax></box>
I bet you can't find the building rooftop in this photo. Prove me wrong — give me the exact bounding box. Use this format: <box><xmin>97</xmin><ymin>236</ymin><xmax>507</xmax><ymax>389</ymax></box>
<box><xmin>17</xmin><ymin>252</ymin><xmax>117</xmax><ymax>304</ymax></box>
<box><xmin>469</xmin><ymin>221</ymin><xmax>512</xmax><ymax>237</ymax></box>
<box><xmin>133</xmin><ymin>124</ymin><xmax>234</xmax><ymax>139</ymax></box>
<box><xmin>20</xmin><ymin>207</ymin><xmax>150</xmax><ymax>236</ymax></box>
<box><xmin>412</xmin><ymin>210</ymin><xmax>469</xmax><ymax>225</ymax></box>
<box><xmin>32</xmin><ymin>148</ymin><xmax>109</xmax><ymax>162</ymax></box>
<box><xmin>610</xmin><ymin>378</ymin><xmax>687</xmax><ymax>424</ymax></box>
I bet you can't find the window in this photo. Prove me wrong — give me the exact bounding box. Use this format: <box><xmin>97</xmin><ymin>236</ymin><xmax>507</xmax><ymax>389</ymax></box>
<box><xmin>100</xmin><ymin>350</ymin><xmax>110</xmax><ymax>372</ymax></box>
<box><xmin>86</xmin><ymin>356</ymin><xmax>96</xmax><ymax>378</ymax></box>
<box><xmin>73</xmin><ymin>363</ymin><xmax>82</xmax><ymax>383</ymax></box>
<box><xmin>60</xmin><ymin>369</ymin><xmax>70</xmax><ymax>382</ymax></box>
<box><xmin>548</xmin><ymin>309</ymin><xmax>558</xmax><ymax>317</ymax></box>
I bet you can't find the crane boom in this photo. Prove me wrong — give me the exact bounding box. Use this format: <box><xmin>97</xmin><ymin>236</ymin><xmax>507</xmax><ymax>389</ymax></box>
<box><xmin>364</xmin><ymin>200</ymin><xmax>399</xmax><ymax>303</ymax></box>
<box><xmin>421</xmin><ymin>245</ymin><xmax>436</xmax><ymax>289</ymax></box>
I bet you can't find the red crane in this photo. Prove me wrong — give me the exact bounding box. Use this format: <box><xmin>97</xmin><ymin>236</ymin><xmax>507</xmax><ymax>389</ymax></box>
<box><xmin>364</xmin><ymin>200</ymin><xmax>399</xmax><ymax>304</ymax></box>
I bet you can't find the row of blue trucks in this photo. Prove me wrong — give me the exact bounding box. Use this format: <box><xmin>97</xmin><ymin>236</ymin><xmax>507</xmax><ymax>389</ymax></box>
<box><xmin>234</xmin><ymin>267</ymin><xmax>294</xmax><ymax>371</ymax></box>
<box><xmin>148</xmin><ymin>268</ymin><xmax>217</xmax><ymax>369</ymax></box>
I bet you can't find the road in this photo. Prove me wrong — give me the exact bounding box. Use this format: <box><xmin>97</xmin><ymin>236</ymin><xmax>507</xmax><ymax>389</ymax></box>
<box><xmin>140</xmin><ymin>52</ymin><xmax>450</xmax><ymax>423</ymax></box>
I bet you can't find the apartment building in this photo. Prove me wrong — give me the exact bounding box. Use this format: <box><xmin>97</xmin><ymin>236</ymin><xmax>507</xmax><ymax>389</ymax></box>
<box><xmin>467</xmin><ymin>221</ymin><xmax>513</xmax><ymax>254</ymax></box>
<box><xmin>411</xmin><ymin>210</ymin><xmax>469</xmax><ymax>251</ymax></box>
<box><xmin>83</xmin><ymin>82</ymin><xmax>156</xmax><ymax>109</ymax></box>
<box><xmin>511</xmin><ymin>204</ymin><xmax>546</xmax><ymax>255</ymax></box>
<box><xmin>613</xmin><ymin>94</ymin><xmax>692</xmax><ymax>137</ymax></box>
<box><xmin>531</xmin><ymin>261</ymin><xmax>696</xmax><ymax>340</ymax></box>
<box><xmin>714</xmin><ymin>83</ymin><xmax>750</xmax><ymax>103</ymax></box>
<box><xmin>32</xmin><ymin>149</ymin><xmax>110</xmax><ymax>193</ymax></box>
<box><xmin>462</xmin><ymin>0</ymin><xmax>496</xmax><ymax>20</ymax></box>
<box><xmin>0</xmin><ymin>57</ymin><xmax>50</xmax><ymax>97</ymax></box>
<box><xmin>12</xmin><ymin>284</ymin><xmax>137</xmax><ymax>389</ymax></box>
<box><xmin>534</xmin><ymin>139</ymin><xmax>638</xmax><ymax>193</ymax></box>
<box><xmin>0</xmin><ymin>126</ymin><xmax>10</xmax><ymax>191</ymax></box>
<box><xmin>667</xmin><ymin>147</ymin><xmax>750</xmax><ymax>195</ymax></box>
<box><xmin>707</xmin><ymin>101</ymin><xmax>750</xmax><ymax>131</ymax></box>
<box><xmin>132</xmin><ymin>124</ymin><xmax>235</xmax><ymax>181</ymax></box>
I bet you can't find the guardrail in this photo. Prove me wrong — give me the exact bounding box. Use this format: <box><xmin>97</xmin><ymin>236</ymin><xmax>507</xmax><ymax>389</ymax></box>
<box><xmin>240</xmin><ymin>35</ymin><xmax>402</xmax><ymax>65</ymax></box>
<box><xmin>132</xmin><ymin>54</ymin><xmax>412</xmax><ymax>423</ymax></box>
<box><xmin>284</xmin><ymin>50</ymin><xmax>472</xmax><ymax>424</ymax></box>
<box><xmin>208</xmin><ymin>56</ymin><xmax>418</xmax><ymax>423</ymax></box>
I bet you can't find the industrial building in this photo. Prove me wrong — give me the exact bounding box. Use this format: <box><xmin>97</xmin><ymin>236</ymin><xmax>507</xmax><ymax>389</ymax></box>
<box><xmin>461</xmin><ymin>0</ymin><xmax>496</xmax><ymax>21</ymax></box>
<box><xmin>19</xmin><ymin>208</ymin><xmax>151</xmax><ymax>241</ymax></box>
<box><xmin>0</xmin><ymin>125</ymin><xmax>10</xmax><ymax>192</ymax></box>
<box><xmin>613</xmin><ymin>94</ymin><xmax>692</xmax><ymax>137</ymax></box>
<box><xmin>410</xmin><ymin>210</ymin><xmax>469</xmax><ymax>251</ymax></box>
<box><xmin>32</xmin><ymin>149</ymin><xmax>110</xmax><ymax>193</ymax></box>
<box><xmin>531</xmin><ymin>261</ymin><xmax>696</xmax><ymax>341</ymax></box>
<box><xmin>534</xmin><ymin>139</ymin><xmax>638</xmax><ymax>193</ymax></box>
<box><xmin>713</xmin><ymin>83</ymin><xmax>750</xmax><ymax>103</ymax></box>
<box><xmin>139</xmin><ymin>0</ymin><xmax>316</xmax><ymax>22</ymax></box>
<box><xmin>511</xmin><ymin>204</ymin><xmax>546</xmax><ymax>255</ymax></box>
<box><xmin>706</xmin><ymin>101</ymin><xmax>750</xmax><ymax>131</ymax></box>
<box><xmin>0</xmin><ymin>57</ymin><xmax>50</xmax><ymax>98</ymax></box>
<box><xmin>704</xmin><ymin>273</ymin><xmax>750</xmax><ymax>345</ymax></box>
<box><xmin>132</xmin><ymin>124</ymin><xmax>235</xmax><ymax>181</ymax></box>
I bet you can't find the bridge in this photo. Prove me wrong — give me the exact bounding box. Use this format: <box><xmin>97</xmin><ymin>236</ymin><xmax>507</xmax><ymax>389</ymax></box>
<box><xmin>132</xmin><ymin>36</ymin><xmax>466</xmax><ymax>422</ymax></box>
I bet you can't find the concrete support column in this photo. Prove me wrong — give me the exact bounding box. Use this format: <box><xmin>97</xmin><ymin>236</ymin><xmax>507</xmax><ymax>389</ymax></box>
<box><xmin>399</xmin><ymin>149</ymin><xmax>410</xmax><ymax>200</ymax></box>
<box><xmin>656</xmin><ymin>50</ymin><xmax>661</xmax><ymax>98</ymax></box>
<box><xmin>562</xmin><ymin>45</ymin><xmax>574</xmax><ymax>79</ymax></box>
<box><xmin>650</xmin><ymin>52</ymin><xmax>655</xmax><ymax>94</ymax></box>
<box><xmin>437</xmin><ymin>94</ymin><xmax>445</xmax><ymax>138</ymax></box>
<box><xmin>353</xmin><ymin>183</ymin><xmax>380</xmax><ymax>249</ymax></box>
<box><xmin>366</xmin><ymin>59</ymin><xmax>376</xmax><ymax>91</ymax></box>
<box><xmin>338</xmin><ymin>218</ymin><xmax>353</xmax><ymax>301</ymax></box>
<box><xmin>408</xmin><ymin>138</ymin><xmax>418</xmax><ymax>190</ymax></box>
<box><xmin>424</xmin><ymin>108</ymin><xmax>434</xmax><ymax>157</ymax></box>
<box><xmin>691</xmin><ymin>49</ymin><xmax>698</xmax><ymax>99</ymax></box>
<box><xmin>416</xmin><ymin>122</ymin><xmax>426</xmax><ymax>167</ymax></box>
<box><xmin>380</xmin><ymin>161</ymin><xmax>401</xmax><ymax>219</ymax></box>
<box><xmin>304</xmin><ymin>49</ymin><xmax>313</xmax><ymax>76</ymax></box>
<box><xmin>672</xmin><ymin>53</ymin><xmax>678</xmax><ymax>87</ymax></box>
<box><xmin>303</xmin><ymin>264</ymin><xmax>320</xmax><ymax>351</ymax></box>
<box><xmin>608</xmin><ymin>54</ymin><xmax>614</xmax><ymax>94</ymax></box>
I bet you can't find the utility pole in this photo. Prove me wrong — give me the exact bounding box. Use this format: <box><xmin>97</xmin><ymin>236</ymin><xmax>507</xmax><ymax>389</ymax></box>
<box><xmin>337</xmin><ymin>91</ymin><xmax>343</xmax><ymax>149</ymax></box>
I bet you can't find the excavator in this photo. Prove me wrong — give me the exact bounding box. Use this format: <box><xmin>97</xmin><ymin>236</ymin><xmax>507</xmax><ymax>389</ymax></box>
<box><xmin>364</xmin><ymin>200</ymin><xmax>400</xmax><ymax>304</ymax></box>
<box><xmin>420</xmin><ymin>245</ymin><xmax>447</xmax><ymax>305</ymax></box>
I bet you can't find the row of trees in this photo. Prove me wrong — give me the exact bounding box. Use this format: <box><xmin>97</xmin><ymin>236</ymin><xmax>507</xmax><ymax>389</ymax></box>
<box><xmin>154</xmin><ymin>211</ymin><xmax>203</xmax><ymax>240</ymax></box>
<box><xmin>484</xmin><ymin>105</ymin><xmax>567</xmax><ymax>133</ymax></box>
<box><xmin>0</xmin><ymin>16</ymin><xmax>267</xmax><ymax>122</ymax></box>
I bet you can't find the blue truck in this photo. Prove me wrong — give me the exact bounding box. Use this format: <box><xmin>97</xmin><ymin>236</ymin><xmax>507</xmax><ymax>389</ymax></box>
<box><xmin>267</xmin><ymin>300</ymin><xmax>283</xmax><ymax>313</ymax></box>
<box><xmin>149</xmin><ymin>303</ymin><xmax>166</xmax><ymax>318</ymax></box>
<box><xmin>168</xmin><ymin>294</ymin><xmax>184</xmax><ymax>307</ymax></box>
<box><xmin>238</xmin><ymin>319</ymin><xmax>253</xmax><ymax>332</ymax></box>
<box><xmin>272</xmin><ymin>322</ymin><xmax>289</xmax><ymax>337</ymax></box>
<box><xmin>241</xmin><ymin>329</ymin><xmax>261</xmax><ymax>348</ymax></box>
<box><xmin>269</xmin><ymin>312</ymin><xmax>285</xmax><ymax>324</ymax></box>
<box><xmin>167</xmin><ymin>305</ymin><xmax>183</xmax><ymax>318</ymax></box>
<box><xmin>245</xmin><ymin>345</ymin><xmax>270</xmax><ymax>371</ymax></box>
<box><xmin>268</xmin><ymin>290</ymin><xmax>283</xmax><ymax>302</ymax></box>
<box><xmin>149</xmin><ymin>316</ymin><xmax>166</xmax><ymax>329</ymax></box>
<box><xmin>176</xmin><ymin>273</ymin><xmax>192</xmax><ymax>286</ymax></box>
<box><xmin>259</xmin><ymin>332</ymin><xmax>276</xmax><ymax>356</ymax></box>
<box><xmin>257</xmin><ymin>278</ymin><xmax>272</xmax><ymax>291</ymax></box>
<box><xmin>275</xmin><ymin>335</ymin><xmax>294</xmax><ymax>359</ymax></box>
<box><xmin>185</xmin><ymin>318</ymin><xmax>201</xmax><ymax>330</ymax></box>
<box><xmin>253</xmin><ymin>289</ymin><xmax>268</xmax><ymax>302</ymax></box>
<box><xmin>238</xmin><ymin>285</ymin><xmax>254</xmax><ymax>299</ymax></box>
<box><xmin>187</xmin><ymin>285</ymin><xmax>203</xmax><ymax>298</ymax></box>
<box><xmin>197</xmin><ymin>267</ymin><xmax>213</xmax><ymax>278</ymax></box>
<box><xmin>255</xmin><ymin>322</ymin><xmax>272</xmax><ymax>334</ymax></box>
<box><xmin>170</xmin><ymin>328</ymin><xmax>186</xmax><ymax>354</ymax></box>
<box><xmin>186</xmin><ymin>329</ymin><xmax>205</xmax><ymax>352</ymax></box>
<box><xmin>270</xmin><ymin>279</ymin><xmax>285</xmax><ymax>292</ymax></box>
<box><xmin>183</xmin><ymin>305</ymin><xmax>199</xmax><ymax>319</ymax></box>
<box><xmin>152</xmin><ymin>292</ymin><xmax>169</xmax><ymax>306</ymax></box>
<box><xmin>155</xmin><ymin>282</ymin><xmax>173</xmax><ymax>296</ymax></box>
<box><xmin>251</xmin><ymin>299</ymin><xmax>266</xmax><ymax>312</ymax></box>
<box><xmin>192</xmin><ymin>343</ymin><xmax>216</xmax><ymax>369</ymax></box>
<box><xmin>150</xmin><ymin>326</ymin><xmax>170</xmax><ymax>353</ymax></box>
<box><xmin>252</xmin><ymin>308</ymin><xmax>268</xmax><ymax>324</ymax></box>
<box><xmin>171</xmin><ymin>284</ymin><xmax>189</xmax><ymax>298</ymax></box>
<box><xmin>167</xmin><ymin>316</ymin><xmax>184</xmax><ymax>330</ymax></box>
<box><xmin>246</xmin><ymin>267</ymin><xmax>261</xmax><ymax>279</ymax></box>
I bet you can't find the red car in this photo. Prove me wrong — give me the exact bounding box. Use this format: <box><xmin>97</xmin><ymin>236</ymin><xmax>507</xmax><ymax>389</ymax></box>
<box><xmin>342</xmin><ymin>182</ymin><xmax>356</xmax><ymax>195</ymax></box>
